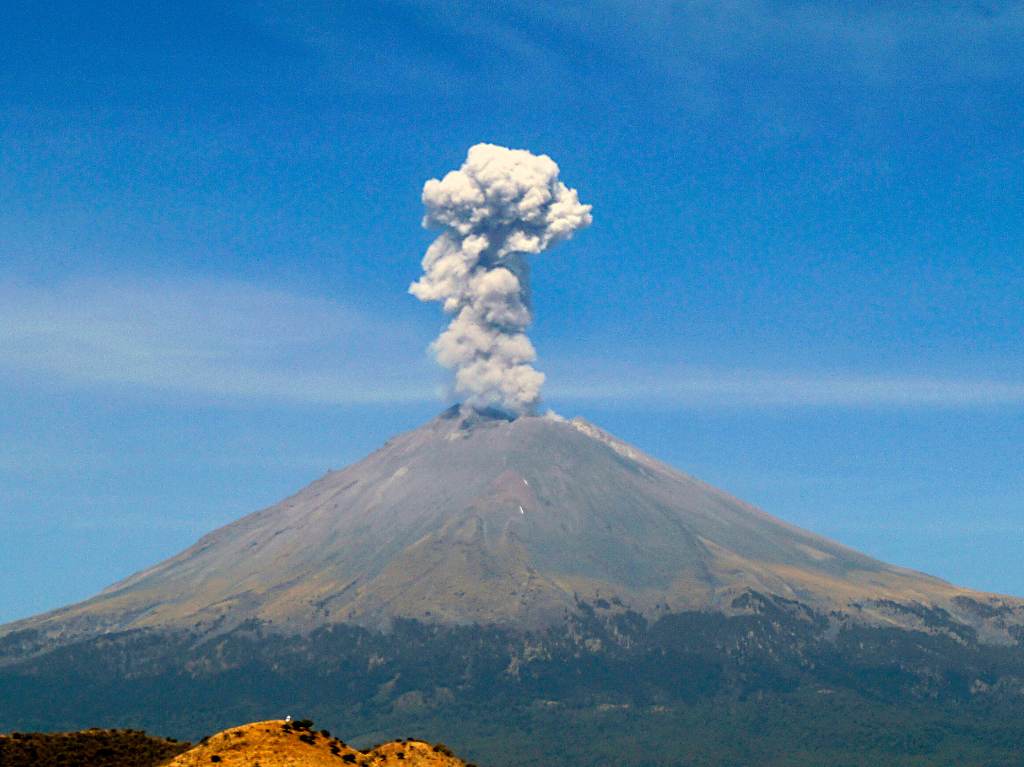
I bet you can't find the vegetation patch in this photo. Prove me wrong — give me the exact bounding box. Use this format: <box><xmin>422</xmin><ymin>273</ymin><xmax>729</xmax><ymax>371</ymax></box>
<box><xmin>0</xmin><ymin>728</ymin><xmax>189</xmax><ymax>767</ymax></box>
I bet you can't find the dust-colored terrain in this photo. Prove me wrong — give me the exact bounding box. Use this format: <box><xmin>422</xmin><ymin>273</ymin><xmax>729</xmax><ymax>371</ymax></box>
<box><xmin>166</xmin><ymin>720</ymin><xmax>471</xmax><ymax>767</ymax></box>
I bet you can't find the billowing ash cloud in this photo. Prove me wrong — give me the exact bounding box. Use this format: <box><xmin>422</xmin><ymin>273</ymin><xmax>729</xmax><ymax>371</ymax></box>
<box><xmin>410</xmin><ymin>144</ymin><xmax>592</xmax><ymax>415</ymax></box>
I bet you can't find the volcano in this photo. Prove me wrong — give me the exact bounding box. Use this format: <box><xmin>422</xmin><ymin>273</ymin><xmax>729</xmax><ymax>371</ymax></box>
<box><xmin>6</xmin><ymin>406</ymin><xmax>1021</xmax><ymax>645</ymax></box>
<box><xmin>4</xmin><ymin>407</ymin><xmax>1024</xmax><ymax>765</ymax></box>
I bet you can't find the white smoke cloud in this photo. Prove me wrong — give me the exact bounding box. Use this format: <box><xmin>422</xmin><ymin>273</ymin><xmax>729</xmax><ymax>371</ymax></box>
<box><xmin>410</xmin><ymin>143</ymin><xmax>592</xmax><ymax>415</ymax></box>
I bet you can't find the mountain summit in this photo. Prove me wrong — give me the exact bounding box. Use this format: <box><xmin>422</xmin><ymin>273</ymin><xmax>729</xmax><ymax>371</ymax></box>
<box><xmin>9</xmin><ymin>407</ymin><xmax>1021</xmax><ymax>644</ymax></box>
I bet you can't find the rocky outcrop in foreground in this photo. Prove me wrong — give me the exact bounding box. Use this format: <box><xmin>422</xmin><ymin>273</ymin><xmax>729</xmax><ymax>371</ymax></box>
<box><xmin>166</xmin><ymin>719</ymin><xmax>472</xmax><ymax>767</ymax></box>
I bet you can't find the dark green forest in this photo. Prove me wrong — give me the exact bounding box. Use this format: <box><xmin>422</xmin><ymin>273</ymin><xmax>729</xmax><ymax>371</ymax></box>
<box><xmin>0</xmin><ymin>728</ymin><xmax>188</xmax><ymax>767</ymax></box>
<box><xmin>2</xmin><ymin>594</ymin><xmax>1023</xmax><ymax>766</ymax></box>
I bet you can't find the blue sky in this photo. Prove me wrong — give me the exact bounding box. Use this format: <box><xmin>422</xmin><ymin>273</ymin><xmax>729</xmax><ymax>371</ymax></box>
<box><xmin>1</xmin><ymin>1</ymin><xmax>1022</xmax><ymax>623</ymax></box>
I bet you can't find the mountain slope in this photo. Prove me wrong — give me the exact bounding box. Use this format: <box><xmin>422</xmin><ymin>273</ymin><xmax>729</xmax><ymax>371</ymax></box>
<box><xmin>4</xmin><ymin>407</ymin><xmax>1022</xmax><ymax>644</ymax></box>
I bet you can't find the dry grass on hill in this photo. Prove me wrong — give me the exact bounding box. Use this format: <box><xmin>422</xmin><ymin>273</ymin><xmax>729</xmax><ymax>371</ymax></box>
<box><xmin>166</xmin><ymin>720</ymin><xmax>473</xmax><ymax>767</ymax></box>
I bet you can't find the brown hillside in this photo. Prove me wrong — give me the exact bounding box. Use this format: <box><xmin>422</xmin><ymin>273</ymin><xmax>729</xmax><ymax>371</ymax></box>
<box><xmin>0</xmin><ymin>727</ymin><xmax>189</xmax><ymax>767</ymax></box>
<box><xmin>166</xmin><ymin>720</ymin><xmax>472</xmax><ymax>767</ymax></box>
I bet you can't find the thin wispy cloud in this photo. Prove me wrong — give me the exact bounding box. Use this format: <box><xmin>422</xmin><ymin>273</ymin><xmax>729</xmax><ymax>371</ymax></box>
<box><xmin>0</xmin><ymin>278</ymin><xmax>436</xmax><ymax>405</ymax></box>
<box><xmin>547</xmin><ymin>369</ymin><xmax>1024</xmax><ymax>410</ymax></box>
<box><xmin>2</xmin><ymin>278</ymin><xmax>1021</xmax><ymax>411</ymax></box>
<box><xmin>541</xmin><ymin>1</ymin><xmax>1023</xmax><ymax>83</ymax></box>
<box><xmin>625</xmin><ymin>0</ymin><xmax>1024</xmax><ymax>83</ymax></box>
<box><xmin>364</xmin><ymin>1</ymin><xmax>1024</xmax><ymax>98</ymax></box>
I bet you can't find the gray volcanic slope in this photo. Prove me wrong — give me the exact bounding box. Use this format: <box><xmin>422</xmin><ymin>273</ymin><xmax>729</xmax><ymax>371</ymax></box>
<box><xmin>6</xmin><ymin>407</ymin><xmax>1023</xmax><ymax>642</ymax></box>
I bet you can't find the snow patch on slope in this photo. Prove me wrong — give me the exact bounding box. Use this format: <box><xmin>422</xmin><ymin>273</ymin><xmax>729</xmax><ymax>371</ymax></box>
<box><xmin>569</xmin><ymin>417</ymin><xmax>643</xmax><ymax>462</ymax></box>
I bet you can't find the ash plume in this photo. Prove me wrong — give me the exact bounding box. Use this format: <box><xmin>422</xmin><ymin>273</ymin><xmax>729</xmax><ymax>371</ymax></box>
<box><xmin>410</xmin><ymin>144</ymin><xmax>591</xmax><ymax>415</ymax></box>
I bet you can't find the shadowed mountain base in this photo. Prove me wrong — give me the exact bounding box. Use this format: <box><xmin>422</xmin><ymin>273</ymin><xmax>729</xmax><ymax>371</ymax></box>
<box><xmin>2</xmin><ymin>603</ymin><xmax>1023</xmax><ymax>766</ymax></box>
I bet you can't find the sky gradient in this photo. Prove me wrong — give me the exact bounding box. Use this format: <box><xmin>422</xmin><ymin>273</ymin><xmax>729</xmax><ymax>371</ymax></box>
<box><xmin>2</xmin><ymin>1</ymin><xmax>1022</xmax><ymax>623</ymax></box>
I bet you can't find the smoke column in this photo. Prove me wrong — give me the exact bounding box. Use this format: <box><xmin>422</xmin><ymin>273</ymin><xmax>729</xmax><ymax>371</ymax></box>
<box><xmin>410</xmin><ymin>144</ymin><xmax>592</xmax><ymax>415</ymax></box>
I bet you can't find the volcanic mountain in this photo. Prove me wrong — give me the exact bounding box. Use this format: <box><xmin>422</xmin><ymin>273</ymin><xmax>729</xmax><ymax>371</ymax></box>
<box><xmin>6</xmin><ymin>406</ymin><xmax>1021</xmax><ymax>646</ymax></box>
